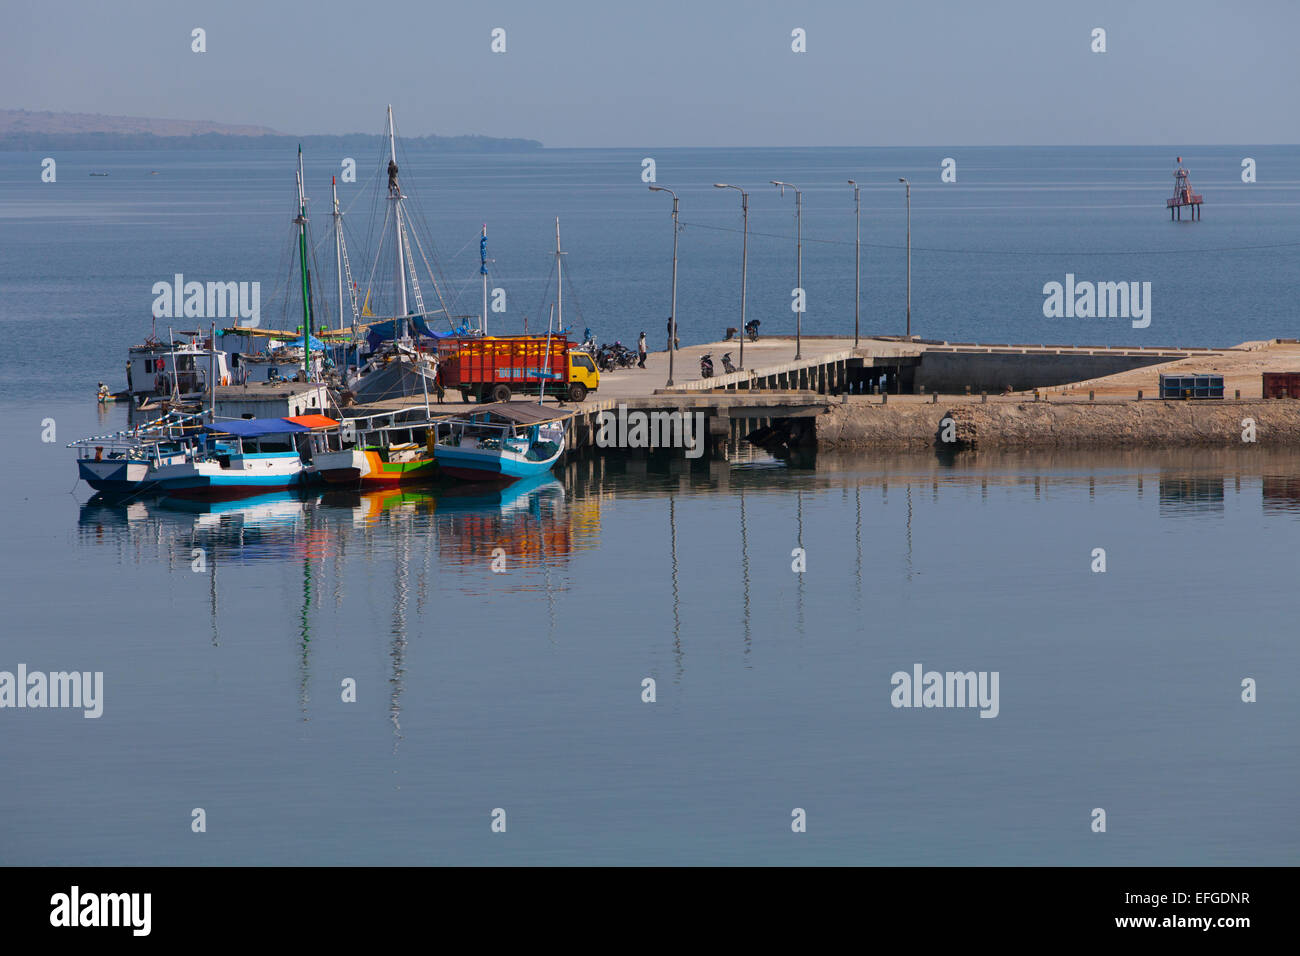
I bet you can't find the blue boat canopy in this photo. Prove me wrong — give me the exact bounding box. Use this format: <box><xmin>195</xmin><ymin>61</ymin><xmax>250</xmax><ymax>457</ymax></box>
<box><xmin>205</xmin><ymin>417</ymin><xmax>310</xmax><ymax>438</ymax></box>
<box><xmin>365</xmin><ymin>314</ymin><xmax>463</xmax><ymax>351</ymax></box>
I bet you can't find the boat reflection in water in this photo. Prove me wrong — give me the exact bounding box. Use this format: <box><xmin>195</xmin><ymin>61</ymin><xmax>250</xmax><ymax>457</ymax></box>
<box><xmin>75</xmin><ymin>475</ymin><xmax>588</xmax><ymax>733</ymax></box>
<box><xmin>77</xmin><ymin>471</ymin><xmax>584</xmax><ymax>574</ymax></box>
<box><xmin>78</xmin><ymin>489</ymin><xmax>323</xmax><ymax>563</ymax></box>
<box><xmin>317</xmin><ymin>472</ymin><xmax>576</xmax><ymax>576</ymax></box>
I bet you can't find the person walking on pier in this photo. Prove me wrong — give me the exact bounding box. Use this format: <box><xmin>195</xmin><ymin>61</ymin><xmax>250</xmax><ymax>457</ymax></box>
<box><xmin>638</xmin><ymin>331</ymin><xmax>647</xmax><ymax>368</ymax></box>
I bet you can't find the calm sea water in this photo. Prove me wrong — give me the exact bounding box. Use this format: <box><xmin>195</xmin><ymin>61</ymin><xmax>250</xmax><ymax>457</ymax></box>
<box><xmin>4</xmin><ymin>145</ymin><xmax>1300</xmax><ymax>398</ymax></box>
<box><xmin>1</xmin><ymin>147</ymin><xmax>1298</xmax><ymax>864</ymax></box>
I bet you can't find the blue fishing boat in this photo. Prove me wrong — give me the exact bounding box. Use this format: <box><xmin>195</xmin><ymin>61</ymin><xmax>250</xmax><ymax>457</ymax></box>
<box><xmin>68</xmin><ymin>411</ymin><xmax>208</xmax><ymax>495</ymax></box>
<box><xmin>431</xmin><ymin>403</ymin><xmax>567</xmax><ymax>483</ymax></box>
<box><xmin>155</xmin><ymin>415</ymin><xmax>338</xmax><ymax>497</ymax></box>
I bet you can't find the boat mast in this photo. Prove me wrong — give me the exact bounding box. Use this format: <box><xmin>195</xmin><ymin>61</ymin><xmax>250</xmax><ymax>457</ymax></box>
<box><xmin>294</xmin><ymin>145</ymin><xmax>312</xmax><ymax>380</ymax></box>
<box><xmin>387</xmin><ymin>105</ymin><xmax>409</xmax><ymax>342</ymax></box>
<box><xmin>209</xmin><ymin>321</ymin><xmax>216</xmax><ymax>423</ymax></box>
<box><xmin>554</xmin><ymin>217</ymin><xmax>564</xmax><ymax>334</ymax></box>
<box><xmin>540</xmin><ymin>304</ymin><xmax>554</xmax><ymax>405</ymax></box>
<box><xmin>480</xmin><ymin>223</ymin><xmax>489</xmax><ymax>336</ymax></box>
<box><xmin>333</xmin><ymin>176</ymin><xmax>345</xmax><ymax>334</ymax></box>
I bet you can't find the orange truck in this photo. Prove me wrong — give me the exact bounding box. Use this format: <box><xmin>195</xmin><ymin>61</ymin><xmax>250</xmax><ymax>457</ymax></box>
<box><xmin>436</xmin><ymin>335</ymin><xmax>600</xmax><ymax>403</ymax></box>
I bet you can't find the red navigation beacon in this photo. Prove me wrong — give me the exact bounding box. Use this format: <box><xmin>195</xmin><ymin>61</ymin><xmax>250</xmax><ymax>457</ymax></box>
<box><xmin>1167</xmin><ymin>156</ymin><xmax>1203</xmax><ymax>220</ymax></box>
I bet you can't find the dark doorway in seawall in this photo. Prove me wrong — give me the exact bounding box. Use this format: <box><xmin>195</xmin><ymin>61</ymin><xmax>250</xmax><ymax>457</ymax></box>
<box><xmin>745</xmin><ymin>416</ymin><xmax>817</xmax><ymax>464</ymax></box>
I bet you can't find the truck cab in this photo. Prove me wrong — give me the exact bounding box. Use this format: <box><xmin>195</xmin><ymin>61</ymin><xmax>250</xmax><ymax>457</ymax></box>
<box><xmin>566</xmin><ymin>350</ymin><xmax>600</xmax><ymax>401</ymax></box>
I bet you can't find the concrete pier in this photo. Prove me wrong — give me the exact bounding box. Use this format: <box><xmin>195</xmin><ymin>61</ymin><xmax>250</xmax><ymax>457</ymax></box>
<box><xmin>347</xmin><ymin>334</ymin><xmax>1300</xmax><ymax>454</ymax></box>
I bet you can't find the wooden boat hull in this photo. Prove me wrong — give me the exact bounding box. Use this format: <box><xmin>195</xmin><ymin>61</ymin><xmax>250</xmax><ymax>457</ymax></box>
<box><xmin>155</xmin><ymin>453</ymin><xmax>306</xmax><ymax>497</ymax></box>
<box><xmin>311</xmin><ymin>448</ymin><xmax>439</xmax><ymax>486</ymax></box>
<box><xmin>434</xmin><ymin>438</ymin><xmax>563</xmax><ymax>483</ymax></box>
<box><xmin>77</xmin><ymin>458</ymin><xmax>156</xmax><ymax>494</ymax></box>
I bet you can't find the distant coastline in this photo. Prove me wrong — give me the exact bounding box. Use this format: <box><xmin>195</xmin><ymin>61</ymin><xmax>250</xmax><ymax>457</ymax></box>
<box><xmin>0</xmin><ymin>131</ymin><xmax>544</xmax><ymax>151</ymax></box>
<box><xmin>0</xmin><ymin>109</ymin><xmax>542</xmax><ymax>151</ymax></box>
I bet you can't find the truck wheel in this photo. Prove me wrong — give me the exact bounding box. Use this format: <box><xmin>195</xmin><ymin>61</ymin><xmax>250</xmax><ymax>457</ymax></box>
<box><xmin>567</xmin><ymin>383</ymin><xmax>588</xmax><ymax>402</ymax></box>
<box><xmin>491</xmin><ymin>384</ymin><xmax>512</xmax><ymax>403</ymax></box>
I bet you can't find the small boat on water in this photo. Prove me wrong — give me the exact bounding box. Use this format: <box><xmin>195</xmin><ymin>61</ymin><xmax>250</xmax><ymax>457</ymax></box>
<box><xmin>69</xmin><ymin>414</ymin><xmax>338</xmax><ymax>498</ymax></box>
<box><xmin>431</xmin><ymin>403</ymin><xmax>567</xmax><ymax>482</ymax></box>
<box><xmin>158</xmin><ymin>415</ymin><xmax>338</xmax><ymax>498</ymax></box>
<box><xmin>96</xmin><ymin>383</ymin><xmax>128</xmax><ymax>403</ymax></box>
<box><xmin>308</xmin><ymin>405</ymin><xmax>439</xmax><ymax>487</ymax></box>
<box><xmin>69</xmin><ymin>411</ymin><xmax>208</xmax><ymax>495</ymax></box>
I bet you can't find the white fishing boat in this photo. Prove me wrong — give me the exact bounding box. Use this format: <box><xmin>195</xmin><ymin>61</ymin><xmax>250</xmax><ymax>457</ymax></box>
<box><xmin>125</xmin><ymin>331</ymin><xmax>231</xmax><ymax>400</ymax></box>
<box><xmin>155</xmin><ymin>415</ymin><xmax>339</xmax><ymax>498</ymax></box>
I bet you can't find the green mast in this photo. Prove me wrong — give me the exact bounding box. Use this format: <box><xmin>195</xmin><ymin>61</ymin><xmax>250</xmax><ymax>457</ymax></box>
<box><xmin>294</xmin><ymin>145</ymin><xmax>312</xmax><ymax>380</ymax></box>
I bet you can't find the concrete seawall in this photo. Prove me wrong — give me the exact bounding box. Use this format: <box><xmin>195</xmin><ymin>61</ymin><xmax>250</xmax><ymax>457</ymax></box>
<box><xmin>911</xmin><ymin>349</ymin><xmax>1186</xmax><ymax>393</ymax></box>
<box><xmin>816</xmin><ymin>400</ymin><xmax>1300</xmax><ymax>449</ymax></box>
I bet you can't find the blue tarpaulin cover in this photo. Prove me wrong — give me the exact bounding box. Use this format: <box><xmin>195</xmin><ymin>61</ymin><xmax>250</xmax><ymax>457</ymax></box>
<box><xmin>205</xmin><ymin>418</ymin><xmax>310</xmax><ymax>438</ymax></box>
<box><xmin>365</xmin><ymin>315</ymin><xmax>457</xmax><ymax>351</ymax></box>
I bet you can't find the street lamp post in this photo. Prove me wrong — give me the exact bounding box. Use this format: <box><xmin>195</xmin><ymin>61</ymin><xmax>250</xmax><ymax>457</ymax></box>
<box><xmin>898</xmin><ymin>177</ymin><xmax>911</xmax><ymax>339</ymax></box>
<box><xmin>649</xmin><ymin>185</ymin><xmax>679</xmax><ymax>386</ymax></box>
<box><xmin>771</xmin><ymin>180</ymin><xmax>803</xmax><ymax>359</ymax></box>
<box><xmin>714</xmin><ymin>183</ymin><xmax>748</xmax><ymax>370</ymax></box>
<box><xmin>848</xmin><ymin>179</ymin><xmax>861</xmax><ymax>347</ymax></box>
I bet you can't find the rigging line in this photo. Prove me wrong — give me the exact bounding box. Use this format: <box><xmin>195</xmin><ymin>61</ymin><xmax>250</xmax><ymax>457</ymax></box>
<box><xmin>443</xmin><ymin>269</ymin><xmax>480</xmax><ymax>311</ymax></box>
<box><xmin>674</xmin><ymin>219</ymin><xmax>1300</xmax><ymax>256</ymax></box>
<box><xmin>261</xmin><ymin>222</ymin><xmax>303</xmax><ymax>328</ymax></box>
<box><xmin>434</xmin><ymin>231</ymin><xmax>490</xmax><ymax>314</ymax></box>
<box><xmin>307</xmin><ymin>225</ymin><xmax>332</xmax><ymax>329</ymax></box>
<box><xmin>404</xmin><ymin>195</ymin><xmax>459</xmax><ymax>311</ymax></box>
<box><xmin>404</xmin><ymin>223</ymin><xmax>455</xmax><ymax>326</ymax></box>
<box><xmin>447</xmin><ymin>229</ymin><xmax>480</xmax><ymax>261</ymax></box>
<box><xmin>485</xmin><ymin>259</ymin><xmax>524</xmax><ymax>330</ymax></box>
<box><xmin>363</xmin><ymin>203</ymin><xmax>393</xmax><ymax>300</ymax></box>
<box><xmin>360</xmin><ymin>125</ymin><xmax>388</xmax><ymax>279</ymax></box>
<box><xmin>338</xmin><ymin>161</ymin><xmax>380</xmax><ymax>219</ymax></box>
<box><xmin>533</xmin><ymin>256</ymin><xmax>557</xmax><ymax>327</ymax></box>
<box><xmin>558</xmin><ymin>255</ymin><xmax>586</xmax><ymax>328</ymax></box>
<box><xmin>389</xmin><ymin>135</ymin><xmax>461</xmax><ymax>307</ymax></box>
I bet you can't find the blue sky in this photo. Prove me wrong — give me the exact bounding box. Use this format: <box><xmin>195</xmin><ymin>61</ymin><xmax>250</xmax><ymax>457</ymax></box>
<box><xmin>4</xmin><ymin>0</ymin><xmax>1296</xmax><ymax>147</ymax></box>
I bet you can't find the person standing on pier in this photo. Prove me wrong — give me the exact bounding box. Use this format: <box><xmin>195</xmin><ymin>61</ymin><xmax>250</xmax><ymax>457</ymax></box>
<box><xmin>638</xmin><ymin>331</ymin><xmax>647</xmax><ymax>368</ymax></box>
<box><xmin>666</xmin><ymin>316</ymin><xmax>679</xmax><ymax>351</ymax></box>
<box><xmin>432</xmin><ymin>358</ymin><xmax>446</xmax><ymax>404</ymax></box>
